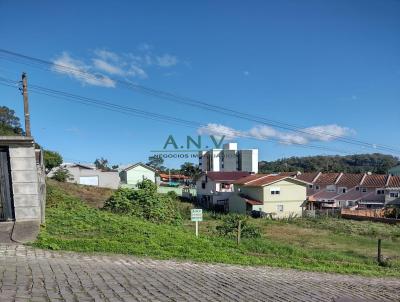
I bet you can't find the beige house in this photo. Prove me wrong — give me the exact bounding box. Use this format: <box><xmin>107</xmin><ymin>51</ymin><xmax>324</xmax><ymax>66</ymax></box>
<box><xmin>228</xmin><ymin>174</ymin><xmax>308</xmax><ymax>218</ymax></box>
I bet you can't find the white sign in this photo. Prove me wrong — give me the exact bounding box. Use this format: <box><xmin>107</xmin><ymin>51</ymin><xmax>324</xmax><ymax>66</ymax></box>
<box><xmin>191</xmin><ymin>209</ymin><xmax>203</xmax><ymax>222</ymax></box>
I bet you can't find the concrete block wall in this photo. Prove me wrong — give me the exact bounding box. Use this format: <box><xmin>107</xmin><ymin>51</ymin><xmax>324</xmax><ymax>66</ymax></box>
<box><xmin>8</xmin><ymin>146</ymin><xmax>41</xmax><ymax>221</ymax></box>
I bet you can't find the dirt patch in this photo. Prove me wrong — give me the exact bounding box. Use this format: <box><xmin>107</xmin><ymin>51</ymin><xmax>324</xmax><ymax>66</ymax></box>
<box><xmin>46</xmin><ymin>179</ymin><xmax>114</xmax><ymax>208</ymax></box>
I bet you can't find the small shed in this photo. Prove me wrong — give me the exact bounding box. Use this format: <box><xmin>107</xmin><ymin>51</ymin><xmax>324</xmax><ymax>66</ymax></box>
<box><xmin>0</xmin><ymin>136</ymin><xmax>45</xmax><ymax>242</ymax></box>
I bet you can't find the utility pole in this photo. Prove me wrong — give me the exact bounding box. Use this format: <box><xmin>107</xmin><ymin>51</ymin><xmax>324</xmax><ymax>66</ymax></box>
<box><xmin>21</xmin><ymin>72</ymin><xmax>31</xmax><ymax>137</ymax></box>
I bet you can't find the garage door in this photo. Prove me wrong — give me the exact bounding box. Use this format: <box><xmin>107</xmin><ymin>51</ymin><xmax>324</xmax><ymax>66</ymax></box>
<box><xmin>79</xmin><ymin>176</ymin><xmax>99</xmax><ymax>186</ymax></box>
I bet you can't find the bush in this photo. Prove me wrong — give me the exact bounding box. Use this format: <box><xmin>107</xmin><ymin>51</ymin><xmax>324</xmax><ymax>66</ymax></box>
<box><xmin>51</xmin><ymin>167</ymin><xmax>73</xmax><ymax>182</ymax></box>
<box><xmin>166</xmin><ymin>190</ymin><xmax>179</xmax><ymax>200</ymax></box>
<box><xmin>104</xmin><ymin>180</ymin><xmax>181</xmax><ymax>225</ymax></box>
<box><xmin>216</xmin><ymin>214</ymin><xmax>261</xmax><ymax>238</ymax></box>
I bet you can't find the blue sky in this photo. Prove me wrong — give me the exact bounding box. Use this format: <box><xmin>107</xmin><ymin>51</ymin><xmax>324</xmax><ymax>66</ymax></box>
<box><xmin>0</xmin><ymin>0</ymin><xmax>399</xmax><ymax>167</ymax></box>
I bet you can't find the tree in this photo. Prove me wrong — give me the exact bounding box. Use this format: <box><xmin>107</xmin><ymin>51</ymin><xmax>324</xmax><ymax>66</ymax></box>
<box><xmin>94</xmin><ymin>157</ymin><xmax>111</xmax><ymax>171</ymax></box>
<box><xmin>43</xmin><ymin>150</ymin><xmax>63</xmax><ymax>172</ymax></box>
<box><xmin>0</xmin><ymin>106</ymin><xmax>24</xmax><ymax>136</ymax></box>
<box><xmin>147</xmin><ymin>155</ymin><xmax>164</xmax><ymax>170</ymax></box>
<box><xmin>180</xmin><ymin>162</ymin><xmax>202</xmax><ymax>181</ymax></box>
<box><xmin>51</xmin><ymin>167</ymin><xmax>73</xmax><ymax>182</ymax></box>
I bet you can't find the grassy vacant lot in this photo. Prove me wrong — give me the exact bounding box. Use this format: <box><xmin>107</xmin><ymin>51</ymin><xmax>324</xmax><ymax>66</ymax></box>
<box><xmin>34</xmin><ymin>181</ymin><xmax>400</xmax><ymax>277</ymax></box>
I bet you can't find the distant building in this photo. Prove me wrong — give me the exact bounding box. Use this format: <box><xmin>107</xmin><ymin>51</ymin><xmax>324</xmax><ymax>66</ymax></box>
<box><xmin>388</xmin><ymin>165</ymin><xmax>400</xmax><ymax>176</ymax></box>
<box><xmin>119</xmin><ymin>163</ymin><xmax>156</xmax><ymax>188</ymax></box>
<box><xmin>199</xmin><ymin>143</ymin><xmax>258</xmax><ymax>173</ymax></box>
<box><xmin>48</xmin><ymin>163</ymin><xmax>120</xmax><ymax>189</ymax></box>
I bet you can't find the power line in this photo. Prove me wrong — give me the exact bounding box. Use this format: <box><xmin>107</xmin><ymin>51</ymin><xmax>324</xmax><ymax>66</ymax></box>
<box><xmin>0</xmin><ymin>48</ymin><xmax>398</xmax><ymax>154</ymax></box>
<box><xmin>0</xmin><ymin>77</ymin><xmax>356</xmax><ymax>154</ymax></box>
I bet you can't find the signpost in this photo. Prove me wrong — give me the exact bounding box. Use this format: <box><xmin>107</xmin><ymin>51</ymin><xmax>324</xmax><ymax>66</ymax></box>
<box><xmin>191</xmin><ymin>209</ymin><xmax>203</xmax><ymax>237</ymax></box>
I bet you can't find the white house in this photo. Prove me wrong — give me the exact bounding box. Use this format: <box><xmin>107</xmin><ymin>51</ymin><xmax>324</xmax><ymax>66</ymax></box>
<box><xmin>199</xmin><ymin>143</ymin><xmax>258</xmax><ymax>173</ymax></box>
<box><xmin>196</xmin><ymin>171</ymin><xmax>251</xmax><ymax>210</ymax></box>
<box><xmin>48</xmin><ymin>163</ymin><xmax>120</xmax><ymax>189</ymax></box>
<box><xmin>119</xmin><ymin>162</ymin><xmax>156</xmax><ymax>188</ymax></box>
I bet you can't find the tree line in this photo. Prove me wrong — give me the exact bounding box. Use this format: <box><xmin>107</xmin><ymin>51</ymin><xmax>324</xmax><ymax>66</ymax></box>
<box><xmin>259</xmin><ymin>154</ymin><xmax>399</xmax><ymax>174</ymax></box>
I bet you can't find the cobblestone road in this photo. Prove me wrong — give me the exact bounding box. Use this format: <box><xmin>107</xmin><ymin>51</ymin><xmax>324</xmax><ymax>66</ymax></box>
<box><xmin>0</xmin><ymin>245</ymin><xmax>399</xmax><ymax>302</ymax></box>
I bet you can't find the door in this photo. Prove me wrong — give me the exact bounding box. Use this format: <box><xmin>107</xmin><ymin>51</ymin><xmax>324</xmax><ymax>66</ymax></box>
<box><xmin>79</xmin><ymin>176</ymin><xmax>99</xmax><ymax>186</ymax></box>
<box><xmin>0</xmin><ymin>148</ymin><xmax>14</xmax><ymax>221</ymax></box>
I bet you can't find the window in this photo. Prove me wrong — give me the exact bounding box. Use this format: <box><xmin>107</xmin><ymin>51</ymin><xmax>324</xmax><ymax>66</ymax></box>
<box><xmin>201</xmin><ymin>182</ymin><xmax>206</xmax><ymax>189</ymax></box>
<box><xmin>390</xmin><ymin>192</ymin><xmax>399</xmax><ymax>198</ymax></box>
<box><xmin>361</xmin><ymin>188</ymin><xmax>367</xmax><ymax>193</ymax></box>
<box><xmin>221</xmin><ymin>183</ymin><xmax>230</xmax><ymax>189</ymax></box>
<box><xmin>338</xmin><ymin>187</ymin><xmax>347</xmax><ymax>194</ymax></box>
<box><xmin>270</xmin><ymin>187</ymin><xmax>280</xmax><ymax>195</ymax></box>
<box><xmin>308</xmin><ymin>184</ymin><xmax>313</xmax><ymax>189</ymax></box>
<box><xmin>277</xmin><ymin>205</ymin><xmax>284</xmax><ymax>212</ymax></box>
<box><xmin>356</xmin><ymin>187</ymin><xmax>360</xmax><ymax>191</ymax></box>
<box><xmin>327</xmin><ymin>185</ymin><xmax>336</xmax><ymax>192</ymax></box>
<box><xmin>315</xmin><ymin>185</ymin><xmax>320</xmax><ymax>190</ymax></box>
<box><xmin>376</xmin><ymin>189</ymin><xmax>384</xmax><ymax>195</ymax></box>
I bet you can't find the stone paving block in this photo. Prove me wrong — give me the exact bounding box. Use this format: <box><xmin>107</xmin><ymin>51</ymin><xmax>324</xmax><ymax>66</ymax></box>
<box><xmin>0</xmin><ymin>244</ymin><xmax>399</xmax><ymax>301</ymax></box>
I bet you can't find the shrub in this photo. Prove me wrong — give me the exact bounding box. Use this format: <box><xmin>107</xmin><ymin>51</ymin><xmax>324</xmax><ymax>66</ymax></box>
<box><xmin>166</xmin><ymin>190</ymin><xmax>179</xmax><ymax>200</ymax></box>
<box><xmin>104</xmin><ymin>180</ymin><xmax>181</xmax><ymax>225</ymax></box>
<box><xmin>216</xmin><ymin>214</ymin><xmax>261</xmax><ymax>238</ymax></box>
<box><xmin>51</xmin><ymin>167</ymin><xmax>73</xmax><ymax>182</ymax></box>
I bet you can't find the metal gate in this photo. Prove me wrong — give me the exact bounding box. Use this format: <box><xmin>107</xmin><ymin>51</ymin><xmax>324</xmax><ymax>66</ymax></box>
<box><xmin>0</xmin><ymin>148</ymin><xmax>14</xmax><ymax>221</ymax></box>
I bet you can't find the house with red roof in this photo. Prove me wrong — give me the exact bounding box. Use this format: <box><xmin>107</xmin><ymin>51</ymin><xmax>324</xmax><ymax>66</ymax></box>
<box><xmin>296</xmin><ymin>172</ymin><xmax>394</xmax><ymax>210</ymax></box>
<box><xmin>228</xmin><ymin>174</ymin><xmax>309</xmax><ymax>218</ymax></box>
<box><xmin>385</xmin><ymin>175</ymin><xmax>400</xmax><ymax>206</ymax></box>
<box><xmin>196</xmin><ymin>171</ymin><xmax>251</xmax><ymax>210</ymax></box>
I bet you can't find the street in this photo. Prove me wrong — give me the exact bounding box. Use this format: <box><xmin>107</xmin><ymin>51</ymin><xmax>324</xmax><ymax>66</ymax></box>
<box><xmin>0</xmin><ymin>245</ymin><xmax>399</xmax><ymax>301</ymax></box>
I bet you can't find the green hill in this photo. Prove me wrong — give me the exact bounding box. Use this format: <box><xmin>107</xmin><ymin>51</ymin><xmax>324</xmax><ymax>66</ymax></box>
<box><xmin>259</xmin><ymin>153</ymin><xmax>399</xmax><ymax>174</ymax></box>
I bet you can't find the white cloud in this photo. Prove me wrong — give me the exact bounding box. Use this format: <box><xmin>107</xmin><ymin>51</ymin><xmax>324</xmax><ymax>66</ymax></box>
<box><xmin>128</xmin><ymin>65</ymin><xmax>147</xmax><ymax>79</ymax></box>
<box><xmin>52</xmin><ymin>52</ymin><xmax>116</xmax><ymax>88</ymax></box>
<box><xmin>156</xmin><ymin>54</ymin><xmax>178</xmax><ymax>67</ymax></box>
<box><xmin>93</xmin><ymin>49</ymin><xmax>120</xmax><ymax>62</ymax></box>
<box><xmin>92</xmin><ymin>58</ymin><xmax>125</xmax><ymax>75</ymax></box>
<box><xmin>52</xmin><ymin>46</ymin><xmax>181</xmax><ymax>87</ymax></box>
<box><xmin>302</xmin><ymin>124</ymin><xmax>355</xmax><ymax>142</ymax></box>
<box><xmin>138</xmin><ymin>43</ymin><xmax>153</xmax><ymax>51</ymax></box>
<box><xmin>197</xmin><ymin>123</ymin><xmax>243</xmax><ymax>141</ymax></box>
<box><xmin>243</xmin><ymin>71</ymin><xmax>250</xmax><ymax>76</ymax></box>
<box><xmin>197</xmin><ymin>123</ymin><xmax>354</xmax><ymax>145</ymax></box>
